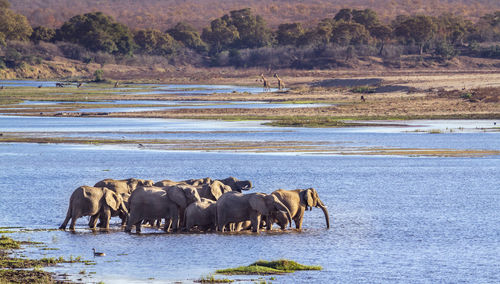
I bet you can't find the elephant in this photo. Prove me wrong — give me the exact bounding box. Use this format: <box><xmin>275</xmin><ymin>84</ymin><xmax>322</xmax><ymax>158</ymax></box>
<box><xmin>184</xmin><ymin>198</ymin><xmax>217</xmax><ymax>232</ymax></box>
<box><xmin>197</xmin><ymin>180</ymin><xmax>232</xmax><ymax>201</ymax></box>
<box><xmin>125</xmin><ymin>186</ymin><xmax>179</xmax><ymax>233</ymax></box>
<box><xmin>216</xmin><ymin>192</ymin><xmax>292</xmax><ymax>233</ymax></box>
<box><xmin>94</xmin><ymin>178</ymin><xmax>154</xmax><ymax>195</ymax></box>
<box><xmin>271</xmin><ymin>188</ymin><xmax>330</xmax><ymax>229</ymax></box>
<box><xmin>217</xmin><ymin>177</ymin><xmax>252</xmax><ymax>192</ymax></box>
<box><xmin>59</xmin><ymin>186</ymin><xmax>128</xmax><ymax>230</ymax></box>
<box><xmin>163</xmin><ymin>184</ymin><xmax>201</xmax><ymax>227</ymax></box>
<box><xmin>182</xmin><ymin>177</ymin><xmax>212</xmax><ymax>187</ymax></box>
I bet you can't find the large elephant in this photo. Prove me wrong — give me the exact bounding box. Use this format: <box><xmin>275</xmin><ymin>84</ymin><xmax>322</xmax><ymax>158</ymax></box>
<box><xmin>94</xmin><ymin>178</ymin><xmax>154</xmax><ymax>195</ymax></box>
<box><xmin>271</xmin><ymin>188</ymin><xmax>330</xmax><ymax>229</ymax></box>
<box><xmin>216</xmin><ymin>192</ymin><xmax>292</xmax><ymax>232</ymax></box>
<box><xmin>184</xmin><ymin>198</ymin><xmax>217</xmax><ymax>232</ymax></box>
<box><xmin>197</xmin><ymin>180</ymin><xmax>232</xmax><ymax>201</ymax></box>
<box><xmin>125</xmin><ymin>186</ymin><xmax>179</xmax><ymax>233</ymax></box>
<box><xmin>163</xmin><ymin>184</ymin><xmax>201</xmax><ymax>227</ymax></box>
<box><xmin>59</xmin><ymin>186</ymin><xmax>128</xmax><ymax>230</ymax></box>
<box><xmin>217</xmin><ymin>177</ymin><xmax>252</xmax><ymax>192</ymax></box>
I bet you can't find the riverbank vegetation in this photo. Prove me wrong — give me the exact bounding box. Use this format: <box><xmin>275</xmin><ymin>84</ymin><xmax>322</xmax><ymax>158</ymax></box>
<box><xmin>0</xmin><ymin>234</ymin><xmax>94</xmax><ymax>283</ymax></box>
<box><xmin>2</xmin><ymin>0</ymin><xmax>500</xmax><ymax>79</ymax></box>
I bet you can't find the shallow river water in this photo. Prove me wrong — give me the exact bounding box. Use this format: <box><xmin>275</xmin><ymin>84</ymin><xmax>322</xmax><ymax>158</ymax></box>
<box><xmin>0</xmin><ymin>121</ymin><xmax>499</xmax><ymax>281</ymax></box>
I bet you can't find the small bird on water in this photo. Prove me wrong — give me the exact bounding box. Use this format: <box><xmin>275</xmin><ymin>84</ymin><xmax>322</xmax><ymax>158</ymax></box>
<box><xmin>93</xmin><ymin>248</ymin><xmax>105</xmax><ymax>257</ymax></box>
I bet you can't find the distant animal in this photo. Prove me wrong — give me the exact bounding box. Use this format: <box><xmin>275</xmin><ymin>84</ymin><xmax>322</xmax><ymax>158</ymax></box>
<box><xmin>114</xmin><ymin>82</ymin><xmax>119</xmax><ymax>88</ymax></box>
<box><xmin>361</xmin><ymin>95</ymin><xmax>366</xmax><ymax>102</ymax></box>
<box><xmin>0</xmin><ymin>85</ymin><xmax>4</xmax><ymax>90</ymax></box>
<box><xmin>260</xmin><ymin>74</ymin><xmax>270</xmax><ymax>92</ymax></box>
<box><xmin>56</xmin><ymin>83</ymin><xmax>64</xmax><ymax>87</ymax></box>
<box><xmin>93</xmin><ymin>248</ymin><xmax>105</xmax><ymax>257</ymax></box>
<box><xmin>273</xmin><ymin>73</ymin><xmax>285</xmax><ymax>90</ymax></box>
<box><xmin>38</xmin><ymin>85</ymin><xmax>42</xmax><ymax>88</ymax></box>
<box><xmin>77</xmin><ymin>83</ymin><xmax>83</xmax><ymax>88</ymax></box>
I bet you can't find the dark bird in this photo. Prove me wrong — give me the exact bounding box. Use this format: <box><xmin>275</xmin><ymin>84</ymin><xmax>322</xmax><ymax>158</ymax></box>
<box><xmin>93</xmin><ymin>248</ymin><xmax>105</xmax><ymax>257</ymax></box>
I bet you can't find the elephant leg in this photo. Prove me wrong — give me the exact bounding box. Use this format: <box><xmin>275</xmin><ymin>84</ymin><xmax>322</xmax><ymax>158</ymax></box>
<box><xmin>100</xmin><ymin>208</ymin><xmax>111</xmax><ymax>230</ymax></box>
<box><xmin>119</xmin><ymin>213</ymin><xmax>127</xmax><ymax>226</ymax></box>
<box><xmin>69</xmin><ymin>214</ymin><xmax>79</xmax><ymax>230</ymax></box>
<box><xmin>179</xmin><ymin>208</ymin><xmax>185</xmax><ymax>228</ymax></box>
<box><xmin>266</xmin><ymin>216</ymin><xmax>273</xmax><ymax>231</ymax></box>
<box><xmin>251</xmin><ymin>213</ymin><xmax>261</xmax><ymax>233</ymax></box>
<box><xmin>294</xmin><ymin>210</ymin><xmax>305</xmax><ymax>229</ymax></box>
<box><xmin>89</xmin><ymin>214</ymin><xmax>99</xmax><ymax>229</ymax></box>
<box><xmin>171</xmin><ymin>212</ymin><xmax>179</xmax><ymax>232</ymax></box>
<box><xmin>164</xmin><ymin>218</ymin><xmax>172</xmax><ymax>232</ymax></box>
<box><xmin>60</xmin><ymin>214</ymin><xmax>71</xmax><ymax>230</ymax></box>
<box><xmin>135</xmin><ymin>220</ymin><xmax>142</xmax><ymax>233</ymax></box>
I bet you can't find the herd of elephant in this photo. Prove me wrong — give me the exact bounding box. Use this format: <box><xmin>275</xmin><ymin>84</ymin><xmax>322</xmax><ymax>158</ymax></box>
<box><xmin>59</xmin><ymin>177</ymin><xmax>330</xmax><ymax>233</ymax></box>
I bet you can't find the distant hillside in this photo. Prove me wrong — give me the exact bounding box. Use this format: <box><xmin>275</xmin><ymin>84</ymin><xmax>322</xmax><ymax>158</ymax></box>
<box><xmin>10</xmin><ymin>0</ymin><xmax>500</xmax><ymax>30</ymax></box>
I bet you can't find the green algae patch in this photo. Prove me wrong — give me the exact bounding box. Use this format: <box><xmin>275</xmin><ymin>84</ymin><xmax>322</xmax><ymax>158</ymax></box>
<box><xmin>216</xmin><ymin>259</ymin><xmax>322</xmax><ymax>275</ymax></box>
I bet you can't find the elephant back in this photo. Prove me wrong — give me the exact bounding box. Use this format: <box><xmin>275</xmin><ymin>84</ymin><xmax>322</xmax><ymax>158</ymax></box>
<box><xmin>94</xmin><ymin>179</ymin><xmax>130</xmax><ymax>195</ymax></box>
<box><xmin>154</xmin><ymin>180</ymin><xmax>182</xmax><ymax>187</ymax></box>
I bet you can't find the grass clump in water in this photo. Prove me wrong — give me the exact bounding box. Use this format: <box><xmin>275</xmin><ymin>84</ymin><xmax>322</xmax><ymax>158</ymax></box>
<box><xmin>216</xmin><ymin>259</ymin><xmax>322</xmax><ymax>275</ymax></box>
<box><xmin>196</xmin><ymin>273</ymin><xmax>234</xmax><ymax>283</ymax></box>
<box><xmin>0</xmin><ymin>235</ymin><xmax>20</xmax><ymax>249</ymax></box>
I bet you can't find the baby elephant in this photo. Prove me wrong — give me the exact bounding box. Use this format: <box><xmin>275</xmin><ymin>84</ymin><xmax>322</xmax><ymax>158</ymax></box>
<box><xmin>59</xmin><ymin>186</ymin><xmax>128</xmax><ymax>230</ymax></box>
<box><xmin>184</xmin><ymin>198</ymin><xmax>217</xmax><ymax>232</ymax></box>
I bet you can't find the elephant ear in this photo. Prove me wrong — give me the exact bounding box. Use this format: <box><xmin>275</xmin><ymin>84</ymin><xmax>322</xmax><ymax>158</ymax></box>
<box><xmin>104</xmin><ymin>189</ymin><xmax>120</xmax><ymax>211</ymax></box>
<box><xmin>183</xmin><ymin>185</ymin><xmax>201</xmax><ymax>204</ymax></box>
<box><xmin>222</xmin><ymin>185</ymin><xmax>232</xmax><ymax>194</ymax></box>
<box><xmin>127</xmin><ymin>178</ymin><xmax>140</xmax><ymax>191</ymax></box>
<box><xmin>304</xmin><ymin>189</ymin><xmax>314</xmax><ymax>209</ymax></box>
<box><xmin>168</xmin><ymin>186</ymin><xmax>188</xmax><ymax>208</ymax></box>
<box><xmin>249</xmin><ymin>194</ymin><xmax>269</xmax><ymax>215</ymax></box>
<box><xmin>209</xmin><ymin>183</ymin><xmax>223</xmax><ymax>200</ymax></box>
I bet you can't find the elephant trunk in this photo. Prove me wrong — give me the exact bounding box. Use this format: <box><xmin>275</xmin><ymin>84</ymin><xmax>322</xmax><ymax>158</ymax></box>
<box><xmin>274</xmin><ymin>200</ymin><xmax>292</xmax><ymax>228</ymax></box>
<box><xmin>119</xmin><ymin>201</ymin><xmax>128</xmax><ymax>215</ymax></box>
<box><xmin>317</xmin><ymin>199</ymin><xmax>330</xmax><ymax>229</ymax></box>
<box><xmin>237</xmin><ymin>180</ymin><xmax>252</xmax><ymax>191</ymax></box>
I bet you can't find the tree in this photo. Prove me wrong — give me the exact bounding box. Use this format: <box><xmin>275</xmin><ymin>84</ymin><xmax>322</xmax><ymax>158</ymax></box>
<box><xmin>202</xmin><ymin>17</ymin><xmax>239</xmax><ymax>54</ymax></box>
<box><xmin>0</xmin><ymin>2</ymin><xmax>32</xmax><ymax>44</ymax></box>
<box><xmin>472</xmin><ymin>11</ymin><xmax>500</xmax><ymax>42</ymax></box>
<box><xmin>56</xmin><ymin>12</ymin><xmax>135</xmax><ymax>55</ymax></box>
<box><xmin>134</xmin><ymin>29</ymin><xmax>178</xmax><ymax>56</ymax></box>
<box><xmin>334</xmin><ymin>8</ymin><xmax>353</xmax><ymax>22</ymax></box>
<box><xmin>352</xmin><ymin>9</ymin><xmax>380</xmax><ymax>31</ymax></box>
<box><xmin>229</xmin><ymin>8</ymin><xmax>272</xmax><ymax>49</ymax></box>
<box><xmin>31</xmin><ymin>26</ymin><xmax>56</xmax><ymax>43</ymax></box>
<box><xmin>370</xmin><ymin>24</ymin><xmax>392</xmax><ymax>54</ymax></box>
<box><xmin>393</xmin><ymin>15</ymin><xmax>437</xmax><ymax>55</ymax></box>
<box><xmin>436</xmin><ymin>14</ymin><xmax>474</xmax><ymax>46</ymax></box>
<box><xmin>202</xmin><ymin>8</ymin><xmax>271</xmax><ymax>53</ymax></box>
<box><xmin>276</xmin><ymin>22</ymin><xmax>305</xmax><ymax>46</ymax></box>
<box><xmin>0</xmin><ymin>0</ymin><xmax>10</xmax><ymax>9</ymax></box>
<box><xmin>166</xmin><ymin>22</ymin><xmax>207</xmax><ymax>52</ymax></box>
<box><xmin>331</xmin><ymin>21</ymin><xmax>371</xmax><ymax>45</ymax></box>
